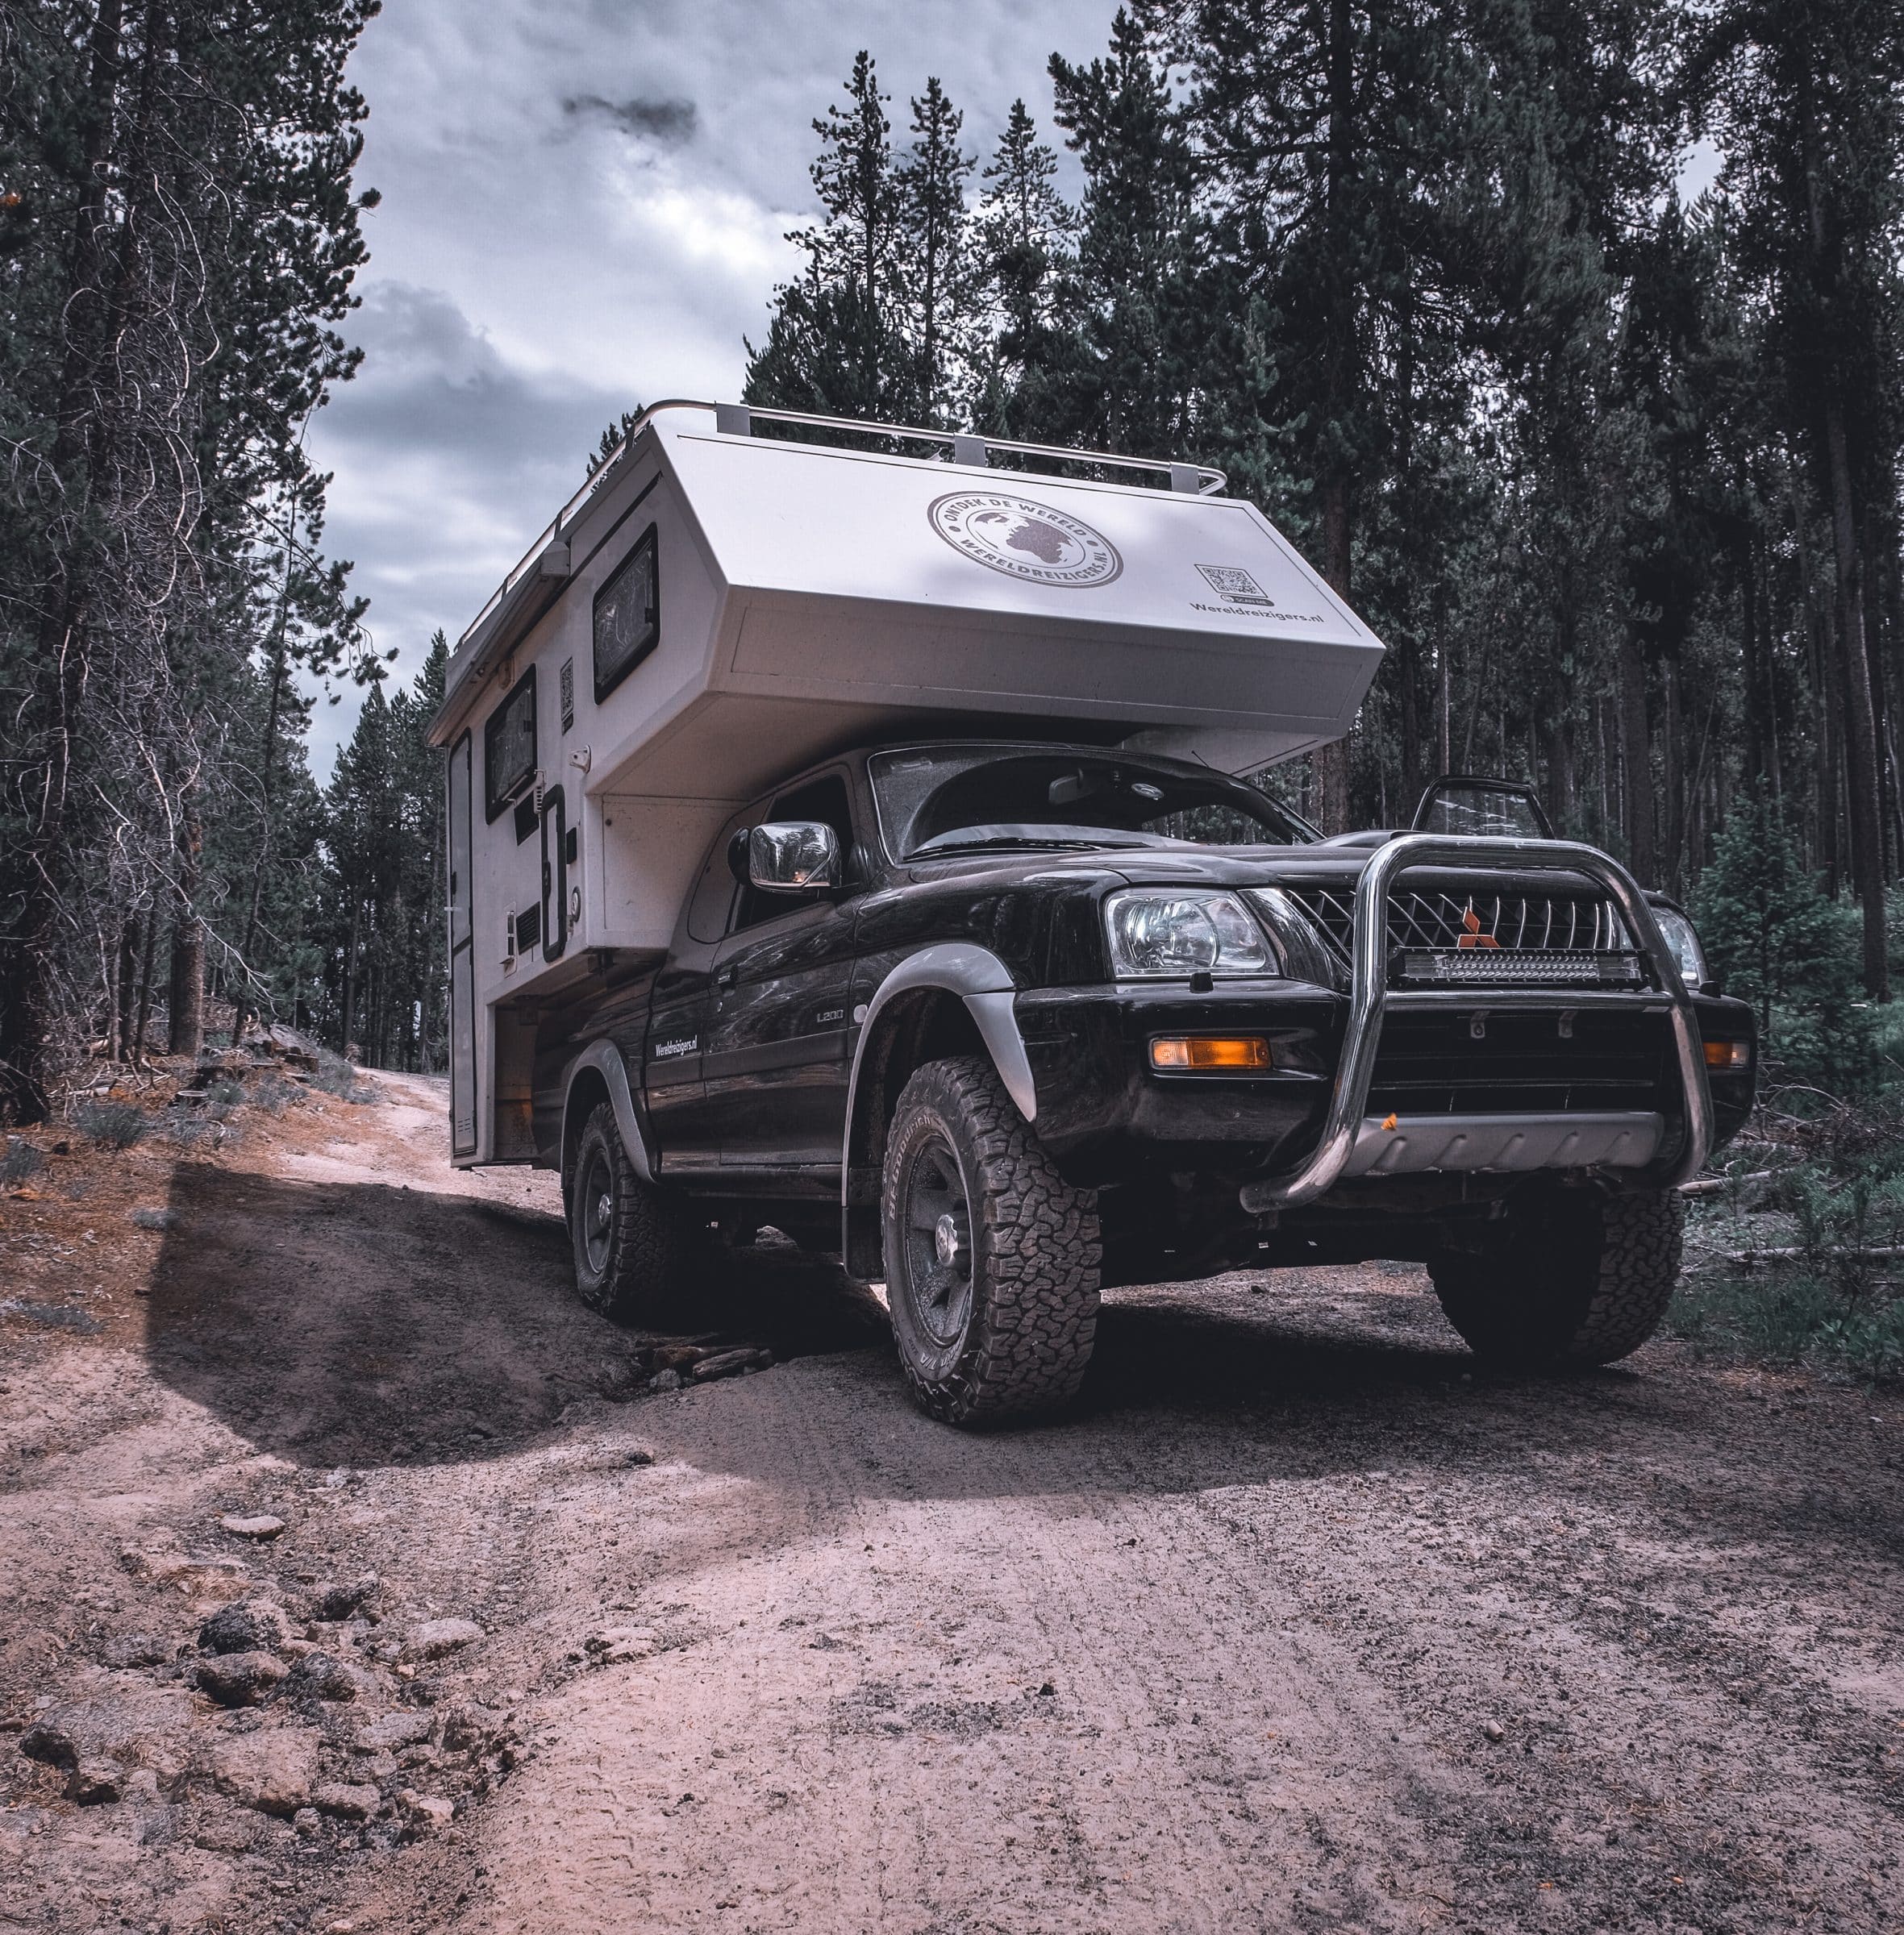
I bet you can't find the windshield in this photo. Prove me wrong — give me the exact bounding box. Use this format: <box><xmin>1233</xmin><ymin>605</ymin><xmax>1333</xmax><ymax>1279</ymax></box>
<box><xmin>869</xmin><ymin>747</ymin><xmax>1312</xmax><ymax>861</ymax></box>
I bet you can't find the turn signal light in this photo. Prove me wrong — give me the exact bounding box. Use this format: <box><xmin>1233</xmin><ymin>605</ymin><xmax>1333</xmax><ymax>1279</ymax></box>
<box><xmin>1703</xmin><ymin>1039</ymin><xmax>1752</xmax><ymax>1071</ymax></box>
<box><xmin>1149</xmin><ymin>1035</ymin><xmax>1273</xmax><ymax>1072</ymax></box>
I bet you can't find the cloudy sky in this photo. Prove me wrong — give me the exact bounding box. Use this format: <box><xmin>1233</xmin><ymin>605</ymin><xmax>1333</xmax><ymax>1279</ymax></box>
<box><xmin>302</xmin><ymin>0</ymin><xmax>1124</xmax><ymax>770</ymax></box>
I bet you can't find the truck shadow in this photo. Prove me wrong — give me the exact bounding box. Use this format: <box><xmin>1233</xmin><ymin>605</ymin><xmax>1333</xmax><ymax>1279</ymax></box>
<box><xmin>144</xmin><ymin>1162</ymin><xmax>1647</xmax><ymax>1500</ymax></box>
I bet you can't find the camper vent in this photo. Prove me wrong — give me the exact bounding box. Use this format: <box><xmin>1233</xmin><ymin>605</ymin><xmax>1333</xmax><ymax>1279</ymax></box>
<box><xmin>560</xmin><ymin>658</ymin><xmax>575</xmax><ymax>732</ymax></box>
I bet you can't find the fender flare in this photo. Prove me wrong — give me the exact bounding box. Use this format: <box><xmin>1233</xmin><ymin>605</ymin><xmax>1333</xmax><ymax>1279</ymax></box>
<box><xmin>841</xmin><ymin>943</ymin><xmax>1036</xmax><ymax>1201</ymax></box>
<box><xmin>563</xmin><ymin>1039</ymin><xmax>656</xmax><ymax>1184</ymax></box>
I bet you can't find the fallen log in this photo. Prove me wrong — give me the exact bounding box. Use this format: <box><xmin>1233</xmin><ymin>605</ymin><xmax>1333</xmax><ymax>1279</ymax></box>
<box><xmin>1680</xmin><ymin>1172</ymin><xmax>1775</xmax><ymax>1197</ymax></box>
<box><xmin>1716</xmin><ymin>1246</ymin><xmax>1904</xmax><ymax>1267</ymax></box>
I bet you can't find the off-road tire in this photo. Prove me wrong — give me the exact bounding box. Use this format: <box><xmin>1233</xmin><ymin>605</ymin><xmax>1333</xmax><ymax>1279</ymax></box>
<box><xmin>569</xmin><ymin>1101</ymin><xmax>696</xmax><ymax>1323</ymax></box>
<box><xmin>1429</xmin><ymin>1185</ymin><xmax>1683</xmax><ymax>1369</ymax></box>
<box><xmin>881</xmin><ymin>1056</ymin><xmax>1101</xmax><ymax>1427</ymax></box>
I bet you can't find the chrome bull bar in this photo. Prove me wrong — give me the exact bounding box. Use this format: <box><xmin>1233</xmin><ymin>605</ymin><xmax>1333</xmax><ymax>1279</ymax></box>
<box><xmin>1239</xmin><ymin>834</ymin><xmax>1716</xmax><ymax>1213</ymax></box>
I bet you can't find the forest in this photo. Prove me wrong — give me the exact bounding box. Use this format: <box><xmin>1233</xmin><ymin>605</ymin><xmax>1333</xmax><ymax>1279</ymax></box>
<box><xmin>2</xmin><ymin>0</ymin><xmax>1902</xmax><ymax>1118</ymax></box>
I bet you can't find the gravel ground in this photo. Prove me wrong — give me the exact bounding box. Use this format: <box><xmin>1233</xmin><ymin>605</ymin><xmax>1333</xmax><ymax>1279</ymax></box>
<box><xmin>2</xmin><ymin>1070</ymin><xmax>1901</xmax><ymax>1933</ymax></box>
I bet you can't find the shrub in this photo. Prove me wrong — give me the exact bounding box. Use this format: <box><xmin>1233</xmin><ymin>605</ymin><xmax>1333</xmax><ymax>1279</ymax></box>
<box><xmin>1</xmin><ymin>1138</ymin><xmax>47</xmax><ymax>1184</ymax></box>
<box><xmin>75</xmin><ymin>1100</ymin><xmax>150</xmax><ymax>1150</ymax></box>
<box><xmin>311</xmin><ymin>1050</ymin><xmax>378</xmax><ymax>1105</ymax></box>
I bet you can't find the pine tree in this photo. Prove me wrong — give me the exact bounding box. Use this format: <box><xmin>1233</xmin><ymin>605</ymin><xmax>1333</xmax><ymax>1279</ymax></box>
<box><xmin>893</xmin><ymin>77</ymin><xmax>974</xmax><ymax>425</ymax></box>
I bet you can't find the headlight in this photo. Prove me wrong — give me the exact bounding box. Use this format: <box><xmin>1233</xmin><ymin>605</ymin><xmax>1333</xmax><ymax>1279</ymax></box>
<box><xmin>1652</xmin><ymin>907</ymin><xmax>1708</xmax><ymax>989</ymax></box>
<box><xmin>1105</xmin><ymin>890</ymin><xmax>1271</xmax><ymax>979</ymax></box>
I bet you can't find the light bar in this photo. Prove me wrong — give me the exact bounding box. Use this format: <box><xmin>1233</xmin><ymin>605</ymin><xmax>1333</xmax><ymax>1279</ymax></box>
<box><xmin>1149</xmin><ymin>1035</ymin><xmax>1274</xmax><ymax>1072</ymax></box>
<box><xmin>1398</xmin><ymin>949</ymin><xmax>1643</xmax><ymax>987</ymax></box>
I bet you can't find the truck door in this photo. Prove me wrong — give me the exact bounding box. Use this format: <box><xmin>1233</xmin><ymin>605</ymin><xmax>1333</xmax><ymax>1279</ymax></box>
<box><xmin>702</xmin><ymin>771</ymin><xmax>860</xmax><ymax>1174</ymax></box>
<box><xmin>447</xmin><ymin>733</ymin><xmax>477</xmax><ymax>1157</ymax></box>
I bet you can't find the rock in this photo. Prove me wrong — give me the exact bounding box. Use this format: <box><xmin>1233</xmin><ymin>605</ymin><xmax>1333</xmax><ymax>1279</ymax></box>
<box><xmin>279</xmin><ymin>1651</ymin><xmax>361</xmax><ymax>1703</ymax></box>
<box><xmin>198</xmin><ymin>1598</ymin><xmax>291</xmax><ymax>1655</ymax></box>
<box><xmin>67</xmin><ymin>1758</ymin><xmax>123</xmax><ymax>1804</ymax></box>
<box><xmin>583</xmin><ymin>1627</ymin><xmax>654</xmax><ymax>1667</ymax></box>
<box><xmin>625</xmin><ymin>1449</ymin><xmax>656</xmax><ymax>1466</ymax></box>
<box><xmin>193</xmin><ymin>1650</ymin><xmax>289</xmax><ymax>1707</ymax></box>
<box><xmin>313</xmin><ymin>1781</ymin><xmax>379</xmax><ymax>1821</ymax></box>
<box><xmin>692</xmin><ymin>1346</ymin><xmax>773</xmax><ymax>1382</ymax></box>
<box><xmin>402</xmin><ymin>1617</ymin><xmax>481</xmax><ymax>1662</ymax></box>
<box><xmin>353</xmin><ymin>1710</ymin><xmax>434</xmax><ymax>1752</ymax></box>
<box><xmin>648</xmin><ymin>1368</ymin><xmax>681</xmax><ymax>1392</ymax></box>
<box><xmin>206</xmin><ymin>1725</ymin><xmax>319</xmax><ymax>1816</ymax></box>
<box><xmin>652</xmin><ymin>1345</ymin><xmax>707</xmax><ymax>1374</ymax></box>
<box><xmin>18</xmin><ymin>1721</ymin><xmax>77</xmax><ymax>1771</ymax></box>
<box><xmin>122</xmin><ymin>1767</ymin><xmax>160</xmax><ymax>1804</ymax></box>
<box><xmin>1481</xmin><ymin>1718</ymin><xmax>1506</xmax><ymax>1743</ymax></box>
<box><xmin>398</xmin><ymin>1789</ymin><xmax>455</xmax><ymax>1831</ymax></box>
<box><xmin>293</xmin><ymin>1805</ymin><xmax>323</xmax><ymax>1835</ymax></box>
<box><xmin>439</xmin><ymin>1703</ymin><xmax>504</xmax><ymax>1752</ymax></box>
<box><xmin>219</xmin><ymin>1513</ymin><xmax>286</xmax><ymax>1540</ymax></box>
<box><xmin>101</xmin><ymin>1632</ymin><xmax>175</xmax><ymax>1670</ymax></box>
<box><xmin>313</xmin><ymin>1572</ymin><xmax>379</xmax><ymax>1621</ymax></box>
<box><xmin>119</xmin><ymin>1547</ymin><xmax>250</xmax><ymax>1590</ymax></box>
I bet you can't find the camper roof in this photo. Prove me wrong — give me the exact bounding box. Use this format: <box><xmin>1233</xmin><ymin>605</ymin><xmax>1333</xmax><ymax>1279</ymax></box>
<box><xmin>428</xmin><ymin>402</ymin><xmax>1384</xmax><ymax>778</ymax></box>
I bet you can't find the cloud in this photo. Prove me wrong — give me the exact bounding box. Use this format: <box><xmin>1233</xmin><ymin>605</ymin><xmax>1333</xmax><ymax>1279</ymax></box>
<box><xmin>563</xmin><ymin>94</ymin><xmax>698</xmax><ymax>144</ymax></box>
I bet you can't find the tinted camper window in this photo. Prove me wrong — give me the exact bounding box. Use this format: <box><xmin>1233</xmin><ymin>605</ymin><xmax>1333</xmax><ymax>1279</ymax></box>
<box><xmin>594</xmin><ymin>525</ymin><xmax>659</xmax><ymax>701</ymax></box>
<box><xmin>485</xmin><ymin>667</ymin><xmax>536</xmax><ymax>822</ymax></box>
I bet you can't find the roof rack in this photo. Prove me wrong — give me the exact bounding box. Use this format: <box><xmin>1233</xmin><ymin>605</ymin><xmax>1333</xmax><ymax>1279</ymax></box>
<box><xmin>456</xmin><ymin>400</ymin><xmax>1228</xmax><ymax>651</ymax></box>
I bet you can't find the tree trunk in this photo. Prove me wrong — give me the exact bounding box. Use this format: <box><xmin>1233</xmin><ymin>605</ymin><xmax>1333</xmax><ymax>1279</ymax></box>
<box><xmin>1312</xmin><ymin>473</ymin><xmax>1354</xmax><ymax>832</ymax></box>
<box><xmin>168</xmin><ymin>813</ymin><xmax>204</xmax><ymax>1057</ymax></box>
<box><xmin>132</xmin><ymin>909</ymin><xmax>158</xmax><ymax>1063</ymax></box>
<box><xmin>1617</xmin><ymin>631</ymin><xmax>1655</xmax><ymax>884</ymax></box>
<box><xmin>115</xmin><ymin>916</ymin><xmax>139</xmax><ymax>1063</ymax></box>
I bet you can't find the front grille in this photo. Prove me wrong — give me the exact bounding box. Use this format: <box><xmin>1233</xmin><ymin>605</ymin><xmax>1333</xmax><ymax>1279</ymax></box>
<box><xmin>1288</xmin><ymin>884</ymin><xmax>1638</xmax><ymax>987</ymax></box>
<box><xmin>1365</xmin><ymin>1009</ymin><xmax>1674</xmax><ymax>1117</ymax></box>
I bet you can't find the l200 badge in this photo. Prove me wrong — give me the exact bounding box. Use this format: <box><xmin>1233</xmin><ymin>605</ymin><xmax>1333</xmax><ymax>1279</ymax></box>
<box><xmin>927</xmin><ymin>493</ymin><xmax>1123</xmax><ymax>588</ymax></box>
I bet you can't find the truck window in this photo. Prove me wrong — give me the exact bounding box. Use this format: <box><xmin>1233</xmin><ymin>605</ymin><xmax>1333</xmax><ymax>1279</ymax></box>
<box><xmin>484</xmin><ymin>666</ymin><xmax>536</xmax><ymax>822</ymax></box>
<box><xmin>733</xmin><ymin>772</ymin><xmax>855</xmax><ymax>932</ymax></box>
<box><xmin>594</xmin><ymin>524</ymin><xmax>659</xmax><ymax>701</ymax></box>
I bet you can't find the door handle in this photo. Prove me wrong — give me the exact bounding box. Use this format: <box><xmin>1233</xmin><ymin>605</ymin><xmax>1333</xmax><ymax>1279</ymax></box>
<box><xmin>717</xmin><ymin>963</ymin><xmax>739</xmax><ymax>988</ymax></box>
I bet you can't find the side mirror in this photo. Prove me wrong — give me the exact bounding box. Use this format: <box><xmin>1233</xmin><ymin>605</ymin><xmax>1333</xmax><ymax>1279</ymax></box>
<box><xmin>729</xmin><ymin>821</ymin><xmax>840</xmax><ymax>892</ymax></box>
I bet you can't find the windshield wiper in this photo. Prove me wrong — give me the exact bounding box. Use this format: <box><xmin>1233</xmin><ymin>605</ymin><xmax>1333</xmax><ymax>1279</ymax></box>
<box><xmin>909</xmin><ymin>835</ymin><xmax>1147</xmax><ymax>858</ymax></box>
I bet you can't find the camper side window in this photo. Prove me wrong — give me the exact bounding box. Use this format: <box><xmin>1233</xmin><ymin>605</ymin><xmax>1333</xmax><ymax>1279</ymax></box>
<box><xmin>594</xmin><ymin>525</ymin><xmax>659</xmax><ymax>702</ymax></box>
<box><xmin>484</xmin><ymin>667</ymin><xmax>537</xmax><ymax>822</ymax></box>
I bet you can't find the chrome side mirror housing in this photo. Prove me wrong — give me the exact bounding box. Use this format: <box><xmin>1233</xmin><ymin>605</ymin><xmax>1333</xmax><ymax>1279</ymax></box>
<box><xmin>731</xmin><ymin>820</ymin><xmax>840</xmax><ymax>892</ymax></box>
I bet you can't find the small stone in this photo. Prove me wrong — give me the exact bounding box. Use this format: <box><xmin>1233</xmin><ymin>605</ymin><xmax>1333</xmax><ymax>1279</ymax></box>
<box><xmin>206</xmin><ymin>1725</ymin><xmax>319</xmax><ymax>1816</ymax></box>
<box><xmin>1481</xmin><ymin>1718</ymin><xmax>1506</xmax><ymax>1743</ymax></box>
<box><xmin>648</xmin><ymin>1368</ymin><xmax>681</xmax><ymax>1392</ymax></box>
<box><xmin>1036</xmin><ymin>1681</ymin><xmax>1056</xmax><ymax>1698</ymax></box>
<box><xmin>198</xmin><ymin>1598</ymin><xmax>291</xmax><ymax>1655</ymax></box>
<box><xmin>402</xmin><ymin>1617</ymin><xmax>481</xmax><ymax>1662</ymax></box>
<box><xmin>312</xmin><ymin>1572</ymin><xmax>379</xmax><ymax>1621</ymax></box>
<box><xmin>583</xmin><ymin>1627</ymin><xmax>654</xmax><ymax>1667</ymax></box>
<box><xmin>625</xmin><ymin>1449</ymin><xmax>656</xmax><ymax>1466</ymax></box>
<box><xmin>439</xmin><ymin>1703</ymin><xmax>502</xmax><ymax>1752</ymax></box>
<box><xmin>219</xmin><ymin>1513</ymin><xmax>286</xmax><ymax>1540</ymax></box>
<box><xmin>194</xmin><ymin>1650</ymin><xmax>289</xmax><ymax>1707</ymax></box>
<box><xmin>399</xmin><ymin>1789</ymin><xmax>455</xmax><ymax>1831</ymax></box>
<box><xmin>66</xmin><ymin>1758</ymin><xmax>124</xmax><ymax>1804</ymax></box>
<box><xmin>101</xmin><ymin>1632</ymin><xmax>174</xmax><ymax>1670</ymax></box>
<box><xmin>354</xmin><ymin>1709</ymin><xmax>434</xmax><ymax>1752</ymax></box>
<box><xmin>293</xmin><ymin>1805</ymin><xmax>323</xmax><ymax>1836</ymax></box>
<box><xmin>18</xmin><ymin>1721</ymin><xmax>77</xmax><ymax>1771</ymax></box>
<box><xmin>280</xmin><ymin>1650</ymin><xmax>361</xmax><ymax>1703</ymax></box>
<box><xmin>314</xmin><ymin>1781</ymin><xmax>380</xmax><ymax>1821</ymax></box>
<box><xmin>122</xmin><ymin>1767</ymin><xmax>160</xmax><ymax>1804</ymax></box>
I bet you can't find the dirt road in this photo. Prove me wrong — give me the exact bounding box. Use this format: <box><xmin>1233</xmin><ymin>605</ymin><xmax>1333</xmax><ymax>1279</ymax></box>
<box><xmin>3</xmin><ymin>1071</ymin><xmax>1902</xmax><ymax>1933</ymax></box>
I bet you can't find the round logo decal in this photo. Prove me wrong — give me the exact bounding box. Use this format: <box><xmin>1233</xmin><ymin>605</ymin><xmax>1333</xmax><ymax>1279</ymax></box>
<box><xmin>927</xmin><ymin>492</ymin><xmax>1122</xmax><ymax>588</ymax></box>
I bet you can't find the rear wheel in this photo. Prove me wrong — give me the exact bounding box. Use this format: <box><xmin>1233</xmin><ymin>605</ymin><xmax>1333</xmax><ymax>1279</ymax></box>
<box><xmin>1429</xmin><ymin>1184</ymin><xmax>1683</xmax><ymax>1368</ymax></box>
<box><xmin>881</xmin><ymin>1056</ymin><xmax>1101</xmax><ymax>1427</ymax></box>
<box><xmin>569</xmin><ymin>1101</ymin><xmax>696</xmax><ymax>1322</ymax></box>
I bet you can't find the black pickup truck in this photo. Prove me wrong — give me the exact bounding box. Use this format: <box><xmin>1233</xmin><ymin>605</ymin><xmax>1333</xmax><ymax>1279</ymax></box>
<box><xmin>534</xmin><ymin>739</ymin><xmax>1756</xmax><ymax>1425</ymax></box>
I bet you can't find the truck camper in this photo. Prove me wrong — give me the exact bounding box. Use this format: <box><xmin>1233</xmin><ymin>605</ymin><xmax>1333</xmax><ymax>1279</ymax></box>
<box><xmin>430</xmin><ymin>402</ymin><xmax>1756</xmax><ymax>1426</ymax></box>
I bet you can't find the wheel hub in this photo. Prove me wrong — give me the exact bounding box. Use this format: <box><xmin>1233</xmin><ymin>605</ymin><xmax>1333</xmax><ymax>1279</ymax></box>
<box><xmin>933</xmin><ymin>1211</ymin><xmax>963</xmax><ymax>1268</ymax></box>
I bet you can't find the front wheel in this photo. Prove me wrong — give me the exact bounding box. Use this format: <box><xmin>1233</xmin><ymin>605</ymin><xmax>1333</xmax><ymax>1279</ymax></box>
<box><xmin>881</xmin><ymin>1056</ymin><xmax>1101</xmax><ymax>1427</ymax></box>
<box><xmin>569</xmin><ymin>1101</ymin><xmax>696</xmax><ymax>1322</ymax></box>
<box><xmin>1429</xmin><ymin>1184</ymin><xmax>1683</xmax><ymax>1368</ymax></box>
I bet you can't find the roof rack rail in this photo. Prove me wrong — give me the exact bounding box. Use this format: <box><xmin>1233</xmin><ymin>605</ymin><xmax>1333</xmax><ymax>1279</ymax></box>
<box><xmin>456</xmin><ymin>399</ymin><xmax>1227</xmax><ymax>651</ymax></box>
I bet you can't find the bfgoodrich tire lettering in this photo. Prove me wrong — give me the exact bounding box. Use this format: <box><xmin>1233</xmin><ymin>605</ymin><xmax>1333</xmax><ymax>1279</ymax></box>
<box><xmin>569</xmin><ymin>1101</ymin><xmax>695</xmax><ymax>1322</ymax></box>
<box><xmin>881</xmin><ymin>1056</ymin><xmax>1101</xmax><ymax>1427</ymax></box>
<box><xmin>1429</xmin><ymin>1185</ymin><xmax>1683</xmax><ymax>1368</ymax></box>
